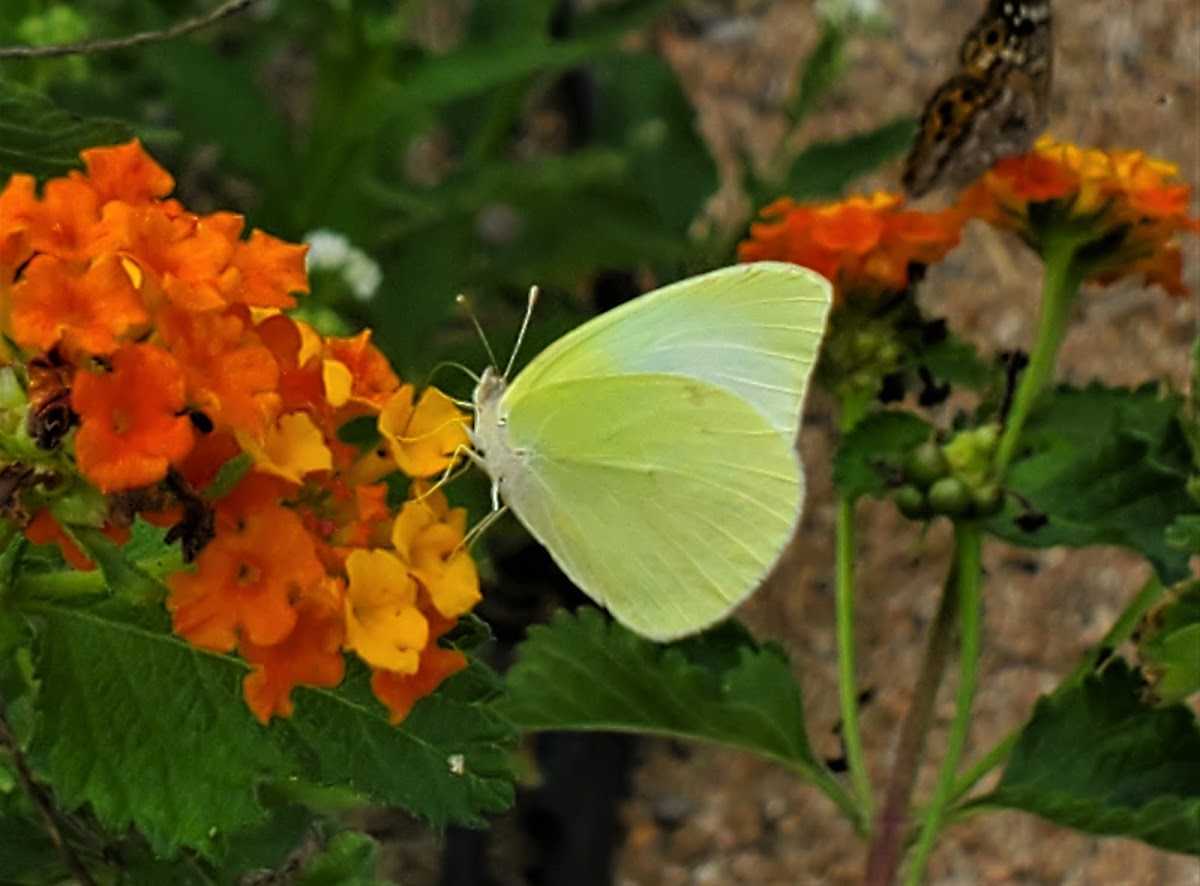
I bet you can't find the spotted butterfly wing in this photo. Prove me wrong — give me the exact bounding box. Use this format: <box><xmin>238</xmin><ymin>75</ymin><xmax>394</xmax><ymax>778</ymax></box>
<box><xmin>903</xmin><ymin>0</ymin><xmax>1053</xmax><ymax>197</ymax></box>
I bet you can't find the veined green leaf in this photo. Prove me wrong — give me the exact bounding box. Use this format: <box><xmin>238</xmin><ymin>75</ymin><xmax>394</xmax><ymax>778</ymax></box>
<box><xmin>499</xmin><ymin>609</ymin><xmax>820</xmax><ymax>777</ymax></box>
<box><xmin>973</xmin><ymin>660</ymin><xmax>1200</xmax><ymax>855</ymax></box>
<box><xmin>0</xmin><ymin>80</ymin><xmax>130</xmax><ymax>181</ymax></box>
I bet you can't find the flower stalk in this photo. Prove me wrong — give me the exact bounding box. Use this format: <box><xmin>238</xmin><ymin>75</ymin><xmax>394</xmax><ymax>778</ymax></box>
<box><xmin>835</xmin><ymin>494</ymin><xmax>873</xmax><ymax>822</ymax></box>
<box><xmin>862</xmin><ymin>553</ymin><xmax>962</xmax><ymax>886</ymax></box>
<box><xmin>992</xmin><ymin>234</ymin><xmax>1087</xmax><ymax>478</ymax></box>
<box><xmin>904</xmin><ymin>523</ymin><xmax>983</xmax><ymax>885</ymax></box>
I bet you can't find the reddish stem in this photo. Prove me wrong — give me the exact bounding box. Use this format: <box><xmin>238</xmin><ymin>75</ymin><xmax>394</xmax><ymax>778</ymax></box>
<box><xmin>863</xmin><ymin>571</ymin><xmax>959</xmax><ymax>885</ymax></box>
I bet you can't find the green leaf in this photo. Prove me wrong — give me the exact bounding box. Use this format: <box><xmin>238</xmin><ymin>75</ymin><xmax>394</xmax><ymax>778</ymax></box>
<box><xmin>775</xmin><ymin>117</ymin><xmax>916</xmax><ymax>200</ymax></box>
<box><xmin>977</xmin><ymin>660</ymin><xmax>1200</xmax><ymax>854</ymax></box>
<box><xmin>65</xmin><ymin>524</ymin><xmax>170</xmax><ymax>605</ymax></box>
<box><xmin>212</xmin><ymin>803</ymin><xmax>321</xmax><ymax>883</ymax></box>
<box><xmin>297</xmin><ymin>830</ymin><xmax>384</xmax><ymax>886</ymax></box>
<box><xmin>790</xmin><ymin>21</ymin><xmax>846</xmax><ymax>124</ymax></box>
<box><xmin>833</xmin><ymin>410</ymin><xmax>933</xmax><ymax>502</ymax></box>
<box><xmin>277</xmin><ymin>658</ymin><xmax>514</xmax><ymax>829</ymax></box>
<box><xmin>988</xmin><ymin>384</ymin><xmax>1197</xmax><ymax>581</ymax></box>
<box><xmin>361</xmin><ymin>1</ymin><xmax>672</xmax><ymax>144</ymax></box>
<box><xmin>1166</xmin><ymin>513</ymin><xmax>1200</xmax><ymax>554</ymax></box>
<box><xmin>467</xmin><ymin>0</ymin><xmax>558</xmax><ymax>42</ymax></box>
<box><xmin>30</xmin><ymin>599</ymin><xmax>290</xmax><ymax>857</ymax></box>
<box><xmin>0</xmin><ymin>807</ymin><xmax>61</xmax><ymax>882</ymax></box>
<box><xmin>589</xmin><ymin>52</ymin><xmax>719</xmax><ymax>236</ymax></box>
<box><xmin>138</xmin><ymin>40</ymin><xmax>290</xmax><ymax>202</ymax></box>
<box><xmin>30</xmin><ymin>594</ymin><xmax>514</xmax><ymax>842</ymax></box>
<box><xmin>205</xmin><ymin>453</ymin><xmax>254</xmax><ymax>501</ymax></box>
<box><xmin>918</xmin><ymin>333</ymin><xmax>995</xmax><ymax>390</ymax></box>
<box><xmin>368</xmin><ymin>216</ymin><xmax>478</xmax><ymax>376</ymax></box>
<box><xmin>1136</xmin><ymin>580</ymin><xmax>1200</xmax><ymax>705</ymax></box>
<box><xmin>104</xmin><ymin>835</ymin><xmax>212</xmax><ymax>886</ymax></box>
<box><xmin>0</xmin><ymin>522</ymin><xmax>22</xmax><ymax>589</ymax></box>
<box><xmin>0</xmin><ymin>80</ymin><xmax>130</xmax><ymax>181</ymax></box>
<box><xmin>499</xmin><ymin>609</ymin><xmax>820</xmax><ymax>776</ymax></box>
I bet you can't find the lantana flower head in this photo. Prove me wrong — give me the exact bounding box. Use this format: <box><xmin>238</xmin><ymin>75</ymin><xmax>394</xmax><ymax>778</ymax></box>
<box><xmin>958</xmin><ymin>135</ymin><xmax>1200</xmax><ymax>296</ymax></box>
<box><xmin>0</xmin><ymin>140</ymin><xmax>479</xmax><ymax>724</ymax></box>
<box><xmin>738</xmin><ymin>192</ymin><xmax>964</xmax><ymax>304</ymax></box>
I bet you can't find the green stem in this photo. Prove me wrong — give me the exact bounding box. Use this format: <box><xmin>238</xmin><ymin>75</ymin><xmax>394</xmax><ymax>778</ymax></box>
<box><xmin>796</xmin><ymin>758</ymin><xmax>868</xmax><ymax>834</ymax></box>
<box><xmin>12</xmin><ymin>569</ymin><xmax>109</xmax><ymax>599</ymax></box>
<box><xmin>992</xmin><ymin>236</ymin><xmax>1087</xmax><ymax>479</ymax></box>
<box><xmin>903</xmin><ymin>524</ymin><xmax>984</xmax><ymax>885</ymax></box>
<box><xmin>0</xmin><ymin>692</ymin><xmax>98</xmax><ymax>885</ymax></box>
<box><xmin>0</xmin><ymin>520</ymin><xmax>18</xmax><ymax>552</ymax></box>
<box><xmin>946</xmin><ymin>575</ymin><xmax>1166</xmax><ymax>803</ymax></box>
<box><xmin>863</xmin><ymin>559</ymin><xmax>961</xmax><ymax>886</ymax></box>
<box><xmin>835</xmin><ymin>495</ymin><xmax>873</xmax><ymax>824</ymax></box>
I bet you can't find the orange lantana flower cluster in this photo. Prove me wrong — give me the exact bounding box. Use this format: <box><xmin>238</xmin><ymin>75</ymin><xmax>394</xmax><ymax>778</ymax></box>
<box><xmin>0</xmin><ymin>141</ymin><xmax>478</xmax><ymax>723</ymax></box>
<box><xmin>959</xmin><ymin>135</ymin><xmax>1200</xmax><ymax>296</ymax></box>
<box><xmin>737</xmin><ymin>193</ymin><xmax>964</xmax><ymax>304</ymax></box>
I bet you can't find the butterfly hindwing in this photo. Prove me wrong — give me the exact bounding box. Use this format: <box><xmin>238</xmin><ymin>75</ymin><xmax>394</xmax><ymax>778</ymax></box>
<box><xmin>498</xmin><ymin>373</ymin><xmax>803</xmax><ymax>641</ymax></box>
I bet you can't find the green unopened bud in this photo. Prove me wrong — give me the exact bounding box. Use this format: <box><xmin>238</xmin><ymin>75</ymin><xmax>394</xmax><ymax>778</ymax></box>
<box><xmin>970</xmin><ymin>483</ymin><xmax>1003</xmax><ymax>517</ymax></box>
<box><xmin>943</xmin><ymin>423</ymin><xmax>1001</xmax><ymax>487</ymax></box>
<box><xmin>893</xmin><ymin>484</ymin><xmax>931</xmax><ymax>520</ymax></box>
<box><xmin>928</xmin><ymin>476</ymin><xmax>971</xmax><ymax>516</ymax></box>
<box><xmin>903</xmin><ymin>440</ymin><xmax>949</xmax><ymax>488</ymax></box>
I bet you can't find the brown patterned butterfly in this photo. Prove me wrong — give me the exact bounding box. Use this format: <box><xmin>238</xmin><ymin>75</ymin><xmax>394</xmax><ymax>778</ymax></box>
<box><xmin>903</xmin><ymin>0</ymin><xmax>1053</xmax><ymax>197</ymax></box>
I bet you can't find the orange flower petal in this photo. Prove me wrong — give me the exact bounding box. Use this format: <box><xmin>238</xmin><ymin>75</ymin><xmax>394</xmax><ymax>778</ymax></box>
<box><xmin>167</xmin><ymin>504</ymin><xmax>325</xmax><ymax>650</ymax></box>
<box><xmin>228</xmin><ymin>230</ymin><xmax>309</xmax><ymax>308</ymax></box>
<box><xmin>81</xmin><ymin>140</ymin><xmax>175</xmax><ymax>205</ymax></box>
<box><xmin>740</xmin><ymin>192</ymin><xmax>963</xmax><ymax>304</ymax></box>
<box><xmin>0</xmin><ymin>174</ymin><xmax>37</xmax><ymax>272</ymax></box>
<box><xmin>10</xmin><ymin>253</ymin><xmax>148</xmax><ymax>355</ymax></box>
<box><xmin>23</xmin><ymin>510</ymin><xmax>95</xmax><ymax>571</ymax></box>
<box><xmin>241</xmin><ymin>591</ymin><xmax>346</xmax><ymax>723</ymax></box>
<box><xmin>371</xmin><ymin>645</ymin><xmax>467</xmax><ymax>725</ymax></box>
<box><xmin>157</xmin><ymin>305</ymin><xmax>281</xmax><ymax>435</ymax></box>
<box><xmin>958</xmin><ymin>136</ymin><xmax>1199</xmax><ymax>297</ymax></box>
<box><xmin>72</xmin><ymin>343</ymin><xmax>195</xmax><ymax>492</ymax></box>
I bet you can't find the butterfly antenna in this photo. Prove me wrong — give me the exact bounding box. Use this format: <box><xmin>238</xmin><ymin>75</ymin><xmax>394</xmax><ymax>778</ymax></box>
<box><xmin>504</xmin><ymin>284</ymin><xmax>539</xmax><ymax>379</ymax></box>
<box><xmin>456</xmin><ymin>294</ymin><xmax>500</xmax><ymax>370</ymax></box>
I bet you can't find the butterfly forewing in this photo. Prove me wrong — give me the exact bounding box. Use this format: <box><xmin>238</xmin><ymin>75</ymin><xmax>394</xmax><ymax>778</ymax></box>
<box><xmin>503</xmin><ymin>262</ymin><xmax>831</xmax><ymax>440</ymax></box>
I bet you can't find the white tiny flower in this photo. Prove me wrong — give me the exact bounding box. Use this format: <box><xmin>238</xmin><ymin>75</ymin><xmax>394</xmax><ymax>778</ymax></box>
<box><xmin>816</xmin><ymin>0</ymin><xmax>885</xmax><ymax>27</ymax></box>
<box><xmin>303</xmin><ymin>229</ymin><xmax>382</xmax><ymax>302</ymax></box>
<box><xmin>344</xmin><ymin>249</ymin><xmax>383</xmax><ymax>302</ymax></box>
<box><xmin>304</xmin><ymin>229</ymin><xmax>351</xmax><ymax>270</ymax></box>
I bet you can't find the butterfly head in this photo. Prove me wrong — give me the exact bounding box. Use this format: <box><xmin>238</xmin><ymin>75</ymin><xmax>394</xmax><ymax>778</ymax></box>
<box><xmin>472</xmin><ymin>366</ymin><xmax>507</xmax><ymax>411</ymax></box>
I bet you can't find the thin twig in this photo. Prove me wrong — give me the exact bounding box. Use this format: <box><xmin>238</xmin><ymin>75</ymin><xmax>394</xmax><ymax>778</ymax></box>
<box><xmin>0</xmin><ymin>0</ymin><xmax>262</xmax><ymax>60</ymax></box>
<box><xmin>0</xmin><ymin>693</ymin><xmax>97</xmax><ymax>885</ymax></box>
